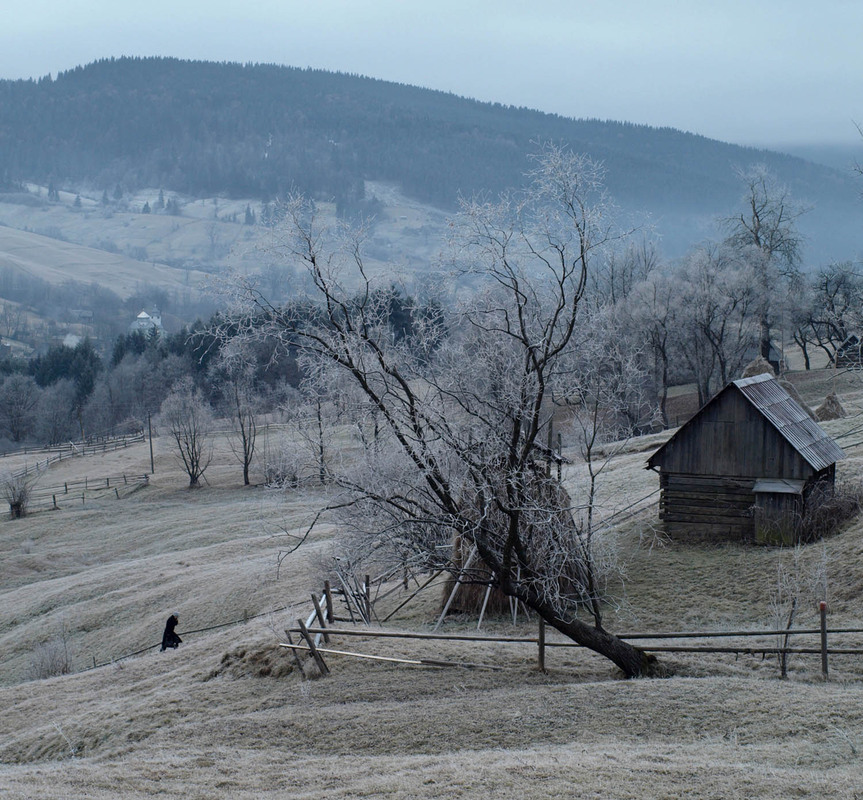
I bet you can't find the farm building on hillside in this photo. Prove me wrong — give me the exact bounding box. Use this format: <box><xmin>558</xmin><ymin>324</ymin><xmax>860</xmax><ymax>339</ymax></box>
<box><xmin>834</xmin><ymin>334</ymin><xmax>863</xmax><ymax>368</ymax></box>
<box><xmin>129</xmin><ymin>307</ymin><xmax>163</xmax><ymax>334</ymax></box>
<box><xmin>647</xmin><ymin>373</ymin><xmax>845</xmax><ymax>545</ymax></box>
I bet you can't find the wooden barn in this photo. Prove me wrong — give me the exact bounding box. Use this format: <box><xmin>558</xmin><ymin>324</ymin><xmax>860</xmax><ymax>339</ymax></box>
<box><xmin>647</xmin><ymin>373</ymin><xmax>845</xmax><ymax>544</ymax></box>
<box><xmin>834</xmin><ymin>334</ymin><xmax>863</xmax><ymax>368</ymax></box>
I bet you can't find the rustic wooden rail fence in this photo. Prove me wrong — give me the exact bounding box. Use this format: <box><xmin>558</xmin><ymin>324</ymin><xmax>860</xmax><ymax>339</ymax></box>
<box><xmin>284</xmin><ymin>588</ymin><xmax>861</xmax><ymax>680</ymax></box>
<box><xmin>1</xmin><ymin>431</ymin><xmax>145</xmax><ymax>460</ymax></box>
<box><xmin>26</xmin><ymin>473</ymin><xmax>150</xmax><ymax>511</ymax></box>
<box><xmin>6</xmin><ymin>433</ymin><xmax>146</xmax><ymax>480</ymax></box>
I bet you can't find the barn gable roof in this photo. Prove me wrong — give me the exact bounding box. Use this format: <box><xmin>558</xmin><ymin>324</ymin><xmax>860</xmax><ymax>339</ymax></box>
<box><xmin>649</xmin><ymin>373</ymin><xmax>845</xmax><ymax>473</ymax></box>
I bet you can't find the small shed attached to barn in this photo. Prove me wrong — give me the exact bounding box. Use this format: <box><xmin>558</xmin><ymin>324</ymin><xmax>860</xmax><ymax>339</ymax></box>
<box><xmin>647</xmin><ymin>373</ymin><xmax>845</xmax><ymax>544</ymax></box>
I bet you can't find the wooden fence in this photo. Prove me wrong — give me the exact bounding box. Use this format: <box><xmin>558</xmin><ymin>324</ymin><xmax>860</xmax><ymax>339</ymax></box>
<box><xmin>284</xmin><ymin>586</ymin><xmax>861</xmax><ymax>680</ymax></box>
<box><xmin>26</xmin><ymin>473</ymin><xmax>150</xmax><ymax>511</ymax></box>
<box><xmin>7</xmin><ymin>432</ymin><xmax>146</xmax><ymax>480</ymax></box>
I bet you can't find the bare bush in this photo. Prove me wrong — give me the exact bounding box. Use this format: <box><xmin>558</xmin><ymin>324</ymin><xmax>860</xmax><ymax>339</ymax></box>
<box><xmin>28</xmin><ymin>624</ymin><xmax>73</xmax><ymax>680</ymax></box>
<box><xmin>769</xmin><ymin>545</ymin><xmax>827</xmax><ymax>678</ymax></box>
<box><xmin>798</xmin><ymin>479</ymin><xmax>863</xmax><ymax>544</ymax></box>
<box><xmin>261</xmin><ymin>434</ymin><xmax>303</xmax><ymax>489</ymax></box>
<box><xmin>2</xmin><ymin>470</ymin><xmax>40</xmax><ymax>518</ymax></box>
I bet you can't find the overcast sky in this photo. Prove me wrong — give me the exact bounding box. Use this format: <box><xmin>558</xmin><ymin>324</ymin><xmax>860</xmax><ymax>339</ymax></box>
<box><xmin>2</xmin><ymin>1</ymin><xmax>861</xmax><ymax>149</ymax></box>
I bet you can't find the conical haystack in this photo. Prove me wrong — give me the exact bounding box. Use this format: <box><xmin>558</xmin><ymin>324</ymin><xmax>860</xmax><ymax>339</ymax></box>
<box><xmin>815</xmin><ymin>392</ymin><xmax>846</xmax><ymax>421</ymax></box>
<box><xmin>741</xmin><ymin>357</ymin><xmax>776</xmax><ymax>378</ymax></box>
<box><xmin>440</xmin><ymin>535</ymin><xmax>510</xmax><ymax>616</ymax></box>
<box><xmin>778</xmin><ymin>379</ymin><xmax>817</xmax><ymax>421</ymax></box>
<box><xmin>440</xmin><ymin>476</ymin><xmax>580</xmax><ymax>618</ymax></box>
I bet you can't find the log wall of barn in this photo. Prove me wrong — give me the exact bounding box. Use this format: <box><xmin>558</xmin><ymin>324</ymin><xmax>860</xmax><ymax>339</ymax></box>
<box><xmin>658</xmin><ymin>473</ymin><xmax>758</xmax><ymax>541</ymax></box>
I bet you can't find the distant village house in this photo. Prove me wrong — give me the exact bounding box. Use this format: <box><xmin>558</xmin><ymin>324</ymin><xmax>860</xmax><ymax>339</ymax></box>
<box><xmin>129</xmin><ymin>307</ymin><xmax>163</xmax><ymax>334</ymax></box>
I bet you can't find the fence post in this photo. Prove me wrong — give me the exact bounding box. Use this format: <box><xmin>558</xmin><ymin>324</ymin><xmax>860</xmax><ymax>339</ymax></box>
<box><xmin>324</xmin><ymin>580</ymin><xmax>334</xmax><ymax>623</ymax></box>
<box><xmin>297</xmin><ymin>619</ymin><xmax>329</xmax><ymax>676</ymax></box>
<box><xmin>148</xmin><ymin>411</ymin><xmax>155</xmax><ymax>474</ymax></box>
<box><xmin>557</xmin><ymin>432</ymin><xmax>562</xmax><ymax>482</ymax></box>
<box><xmin>283</xmin><ymin>630</ymin><xmax>307</xmax><ymax>678</ymax></box>
<box><xmin>311</xmin><ymin>593</ymin><xmax>330</xmax><ymax>643</ymax></box>
<box><xmin>538</xmin><ymin>618</ymin><xmax>546</xmax><ymax>673</ymax></box>
<box><xmin>365</xmin><ymin>574</ymin><xmax>372</xmax><ymax>622</ymax></box>
<box><xmin>820</xmin><ymin>600</ymin><xmax>829</xmax><ymax>679</ymax></box>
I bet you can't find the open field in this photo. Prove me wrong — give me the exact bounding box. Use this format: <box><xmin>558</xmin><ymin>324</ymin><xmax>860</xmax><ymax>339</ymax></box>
<box><xmin>1</xmin><ymin>369</ymin><xmax>863</xmax><ymax>797</ymax></box>
<box><xmin>0</xmin><ymin>181</ymin><xmax>446</xmax><ymax>301</ymax></box>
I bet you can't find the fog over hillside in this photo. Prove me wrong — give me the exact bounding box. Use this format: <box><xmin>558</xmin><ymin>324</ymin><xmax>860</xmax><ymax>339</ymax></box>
<box><xmin>0</xmin><ymin>57</ymin><xmax>860</xmax><ymax>264</ymax></box>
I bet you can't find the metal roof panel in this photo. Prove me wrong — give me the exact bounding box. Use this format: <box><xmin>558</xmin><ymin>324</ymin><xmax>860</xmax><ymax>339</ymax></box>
<box><xmin>733</xmin><ymin>374</ymin><xmax>845</xmax><ymax>471</ymax></box>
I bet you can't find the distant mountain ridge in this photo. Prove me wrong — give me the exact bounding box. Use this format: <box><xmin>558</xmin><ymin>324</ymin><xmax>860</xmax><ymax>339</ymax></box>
<box><xmin>0</xmin><ymin>56</ymin><xmax>859</xmax><ymax>260</ymax></box>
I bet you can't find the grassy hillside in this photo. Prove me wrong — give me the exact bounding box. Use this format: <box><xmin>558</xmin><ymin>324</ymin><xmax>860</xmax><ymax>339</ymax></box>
<box><xmin>1</xmin><ymin>368</ymin><xmax>863</xmax><ymax>797</ymax></box>
<box><xmin>0</xmin><ymin>226</ymin><xmax>209</xmax><ymax>301</ymax></box>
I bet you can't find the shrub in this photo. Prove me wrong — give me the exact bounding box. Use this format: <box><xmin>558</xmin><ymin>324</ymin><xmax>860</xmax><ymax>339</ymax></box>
<box><xmin>28</xmin><ymin>626</ymin><xmax>73</xmax><ymax>680</ymax></box>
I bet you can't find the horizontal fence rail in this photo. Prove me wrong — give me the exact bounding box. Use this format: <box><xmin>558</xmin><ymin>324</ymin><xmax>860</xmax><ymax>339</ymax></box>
<box><xmin>24</xmin><ymin>473</ymin><xmax>150</xmax><ymax>511</ymax></box>
<box><xmin>285</xmin><ymin>615</ymin><xmax>862</xmax><ymax>679</ymax></box>
<box><xmin>7</xmin><ymin>433</ymin><xmax>146</xmax><ymax>480</ymax></box>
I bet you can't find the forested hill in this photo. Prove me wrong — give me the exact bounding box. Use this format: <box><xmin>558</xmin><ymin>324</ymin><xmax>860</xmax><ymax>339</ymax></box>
<box><xmin>0</xmin><ymin>57</ymin><xmax>859</xmax><ymax>259</ymax></box>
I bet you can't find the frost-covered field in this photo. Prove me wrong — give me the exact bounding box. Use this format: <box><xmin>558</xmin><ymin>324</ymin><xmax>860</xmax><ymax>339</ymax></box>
<box><xmin>1</xmin><ymin>371</ymin><xmax>863</xmax><ymax>798</ymax></box>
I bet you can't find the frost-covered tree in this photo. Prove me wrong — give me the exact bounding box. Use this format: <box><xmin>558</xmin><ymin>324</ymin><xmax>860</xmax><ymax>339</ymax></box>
<box><xmin>160</xmin><ymin>378</ymin><xmax>214</xmax><ymax>487</ymax></box>
<box><xmin>221</xmin><ymin>146</ymin><xmax>655</xmax><ymax>677</ymax></box>
<box><xmin>724</xmin><ymin>165</ymin><xmax>806</xmax><ymax>360</ymax></box>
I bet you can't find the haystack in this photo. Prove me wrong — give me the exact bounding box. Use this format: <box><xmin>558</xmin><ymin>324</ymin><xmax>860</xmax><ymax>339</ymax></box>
<box><xmin>439</xmin><ymin>535</ymin><xmax>509</xmax><ymax>616</ymax></box>
<box><xmin>814</xmin><ymin>393</ymin><xmax>846</xmax><ymax>421</ymax></box>
<box><xmin>440</xmin><ymin>475</ymin><xmax>580</xmax><ymax>618</ymax></box>
<box><xmin>741</xmin><ymin>357</ymin><xmax>776</xmax><ymax>378</ymax></box>
<box><xmin>778</xmin><ymin>379</ymin><xmax>818</xmax><ymax>421</ymax></box>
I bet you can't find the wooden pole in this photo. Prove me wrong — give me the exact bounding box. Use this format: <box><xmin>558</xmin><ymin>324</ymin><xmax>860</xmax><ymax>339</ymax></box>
<box><xmin>311</xmin><ymin>593</ymin><xmax>330</xmax><ymax>643</ymax></box>
<box><xmin>365</xmin><ymin>574</ymin><xmax>371</xmax><ymax>622</ymax></box>
<box><xmin>538</xmin><ymin>618</ymin><xmax>546</xmax><ymax>673</ymax></box>
<box><xmin>281</xmin><ymin>642</ymin><xmax>502</xmax><ymax>671</ymax></box>
<box><xmin>477</xmin><ymin>581</ymin><xmax>494</xmax><ymax>631</ymax></box>
<box><xmin>148</xmin><ymin>411</ymin><xmax>155</xmax><ymax>474</ymax></box>
<box><xmin>381</xmin><ymin>570</ymin><xmax>444</xmax><ymax>623</ymax></box>
<box><xmin>297</xmin><ymin>619</ymin><xmax>329</xmax><ymax>676</ymax></box>
<box><xmin>323</xmin><ymin>580</ymin><xmax>334</xmax><ymax>623</ymax></box>
<box><xmin>820</xmin><ymin>600</ymin><xmax>829</xmax><ymax>679</ymax></box>
<box><xmin>557</xmin><ymin>432</ymin><xmax>562</xmax><ymax>482</ymax></box>
<box><xmin>334</xmin><ymin>571</ymin><xmax>360</xmax><ymax>624</ymax></box>
<box><xmin>283</xmin><ymin>630</ymin><xmax>307</xmax><ymax>679</ymax></box>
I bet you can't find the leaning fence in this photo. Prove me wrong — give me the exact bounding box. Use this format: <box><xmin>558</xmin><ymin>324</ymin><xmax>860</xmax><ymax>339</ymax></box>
<box><xmin>284</xmin><ymin>584</ymin><xmax>860</xmax><ymax>680</ymax></box>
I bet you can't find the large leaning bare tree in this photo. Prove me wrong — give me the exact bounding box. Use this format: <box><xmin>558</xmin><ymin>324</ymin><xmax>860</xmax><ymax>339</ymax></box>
<box><xmin>223</xmin><ymin>145</ymin><xmax>655</xmax><ymax>677</ymax></box>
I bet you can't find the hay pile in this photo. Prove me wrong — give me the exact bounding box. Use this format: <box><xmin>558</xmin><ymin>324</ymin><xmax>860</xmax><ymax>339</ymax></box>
<box><xmin>741</xmin><ymin>357</ymin><xmax>776</xmax><ymax>378</ymax></box>
<box><xmin>815</xmin><ymin>392</ymin><xmax>847</xmax><ymax>421</ymax></box>
<box><xmin>778</xmin><ymin>379</ymin><xmax>818</xmax><ymax>420</ymax></box>
<box><xmin>440</xmin><ymin>535</ymin><xmax>509</xmax><ymax>616</ymax></box>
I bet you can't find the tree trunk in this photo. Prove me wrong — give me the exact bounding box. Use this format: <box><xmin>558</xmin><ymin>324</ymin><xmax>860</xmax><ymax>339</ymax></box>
<box><xmin>500</xmin><ymin>575</ymin><xmax>655</xmax><ymax>678</ymax></box>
